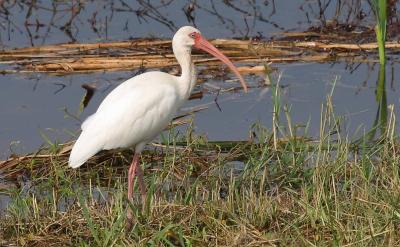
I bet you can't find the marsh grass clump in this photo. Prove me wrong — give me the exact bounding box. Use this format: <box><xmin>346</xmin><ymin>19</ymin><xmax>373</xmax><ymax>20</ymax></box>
<box><xmin>1</xmin><ymin>91</ymin><xmax>400</xmax><ymax>246</ymax></box>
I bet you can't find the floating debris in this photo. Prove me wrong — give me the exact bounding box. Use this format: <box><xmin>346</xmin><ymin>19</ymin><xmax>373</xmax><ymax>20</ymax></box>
<box><xmin>1</xmin><ymin>33</ymin><xmax>400</xmax><ymax>75</ymax></box>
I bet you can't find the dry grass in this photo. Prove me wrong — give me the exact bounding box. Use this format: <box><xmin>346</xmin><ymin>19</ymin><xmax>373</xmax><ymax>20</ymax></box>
<box><xmin>2</xmin><ymin>31</ymin><xmax>400</xmax><ymax>75</ymax></box>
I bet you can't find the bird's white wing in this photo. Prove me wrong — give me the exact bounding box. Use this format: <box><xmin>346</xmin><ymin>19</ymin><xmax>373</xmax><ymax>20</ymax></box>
<box><xmin>69</xmin><ymin>72</ymin><xmax>181</xmax><ymax>168</ymax></box>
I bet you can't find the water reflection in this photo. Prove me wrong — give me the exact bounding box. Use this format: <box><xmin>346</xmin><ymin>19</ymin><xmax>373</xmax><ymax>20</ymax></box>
<box><xmin>369</xmin><ymin>64</ymin><xmax>388</xmax><ymax>140</ymax></box>
<box><xmin>373</xmin><ymin>64</ymin><xmax>387</xmax><ymax>135</ymax></box>
<box><xmin>0</xmin><ymin>0</ymin><xmax>284</xmax><ymax>47</ymax></box>
<box><xmin>0</xmin><ymin>0</ymin><xmax>380</xmax><ymax>49</ymax></box>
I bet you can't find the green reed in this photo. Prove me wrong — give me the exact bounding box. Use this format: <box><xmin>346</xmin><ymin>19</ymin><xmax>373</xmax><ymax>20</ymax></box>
<box><xmin>371</xmin><ymin>0</ymin><xmax>387</xmax><ymax>65</ymax></box>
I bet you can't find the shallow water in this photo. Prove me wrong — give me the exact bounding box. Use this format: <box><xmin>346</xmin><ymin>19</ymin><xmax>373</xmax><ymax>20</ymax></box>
<box><xmin>2</xmin><ymin>0</ymin><xmax>373</xmax><ymax>48</ymax></box>
<box><xmin>0</xmin><ymin>0</ymin><xmax>398</xmax><ymax>159</ymax></box>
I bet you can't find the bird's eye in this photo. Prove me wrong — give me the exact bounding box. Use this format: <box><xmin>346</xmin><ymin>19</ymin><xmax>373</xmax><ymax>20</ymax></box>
<box><xmin>189</xmin><ymin>32</ymin><xmax>196</xmax><ymax>39</ymax></box>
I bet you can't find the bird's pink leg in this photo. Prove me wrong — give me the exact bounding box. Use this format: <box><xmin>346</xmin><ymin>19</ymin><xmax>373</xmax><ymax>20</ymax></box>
<box><xmin>126</xmin><ymin>153</ymin><xmax>140</xmax><ymax>230</ymax></box>
<box><xmin>126</xmin><ymin>153</ymin><xmax>147</xmax><ymax>230</ymax></box>
<box><xmin>135</xmin><ymin>164</ymin><xmax>147</xmax><ymax>203</ymax></box>
<box><xmin>127</xmin><ymin>153</ymin><xmax>140</xmax><ymax>202</ymax></box>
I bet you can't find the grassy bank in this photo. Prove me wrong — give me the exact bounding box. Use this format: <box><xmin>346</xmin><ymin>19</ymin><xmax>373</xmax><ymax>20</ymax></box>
<box><xmin>1</xmin><ymin>90</ymin><xmax>400</xmax><ymax>246</ymax></box>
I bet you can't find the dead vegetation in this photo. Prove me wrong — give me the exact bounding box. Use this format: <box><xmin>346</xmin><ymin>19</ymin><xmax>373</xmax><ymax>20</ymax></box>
<box><xmin>1</xmin><ymin>31</ymin><xmax>400</xmax><ymax>75</ymax></box>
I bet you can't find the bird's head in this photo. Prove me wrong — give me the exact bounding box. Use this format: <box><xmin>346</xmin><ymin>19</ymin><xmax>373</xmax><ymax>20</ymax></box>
<box><xmin>173</xmin><ymin>26</ymin><xmax>200</xmax><ymax>48</ymax></box>
<box><xmin>173</xmin><ymin>26</ymin><xmax>248</xmax><ymax>93</ymax></box>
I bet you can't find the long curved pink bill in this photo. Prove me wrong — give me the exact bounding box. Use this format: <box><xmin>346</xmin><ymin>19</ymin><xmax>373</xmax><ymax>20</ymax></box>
<box><xmin>194</xmin><ymin>35</ymin><xmax>248</xmax><ymax>93</ymax></box>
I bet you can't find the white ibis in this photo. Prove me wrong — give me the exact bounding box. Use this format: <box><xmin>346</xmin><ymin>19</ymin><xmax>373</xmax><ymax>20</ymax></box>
<box><xmin>68</xmin><ymin>26</ymin><xmax>248</xmax><ymax>213</ymax></box>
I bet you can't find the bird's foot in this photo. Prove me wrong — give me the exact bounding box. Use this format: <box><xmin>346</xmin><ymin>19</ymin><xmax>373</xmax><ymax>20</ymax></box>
<box><xmin>125</xmin><ymin>222</ymin><xmax>133</xmax><ymax>233</ymax></box>
<box><xmin>125</xmin><ymin>194</ymin><xmax>147</xmax><ymax>233</ymax></box>
<box><xmin>125</xmin><ymin>206</ymin><xmax>135</xmax><ymax>232</ymax></box>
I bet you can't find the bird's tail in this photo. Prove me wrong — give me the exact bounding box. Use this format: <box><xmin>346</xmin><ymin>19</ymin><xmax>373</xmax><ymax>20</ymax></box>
<box><xmin>68</xmin><ymin>131</ymin><xmax>103</xmax><ymax>168</ymax></box>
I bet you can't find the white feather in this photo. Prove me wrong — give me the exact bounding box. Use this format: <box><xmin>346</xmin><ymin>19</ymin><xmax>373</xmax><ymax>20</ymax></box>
<box><xmin>68</xmin><ymin>71</ymin><xmax>183</xmax><ymax>168</ymax></box>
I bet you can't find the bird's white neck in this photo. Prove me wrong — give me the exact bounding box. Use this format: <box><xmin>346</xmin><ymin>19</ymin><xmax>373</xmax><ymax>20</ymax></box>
<box><xmin>173</xmin><ymin>45</ymin><xmax>197</xmax><ymax>100</ymax></box>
